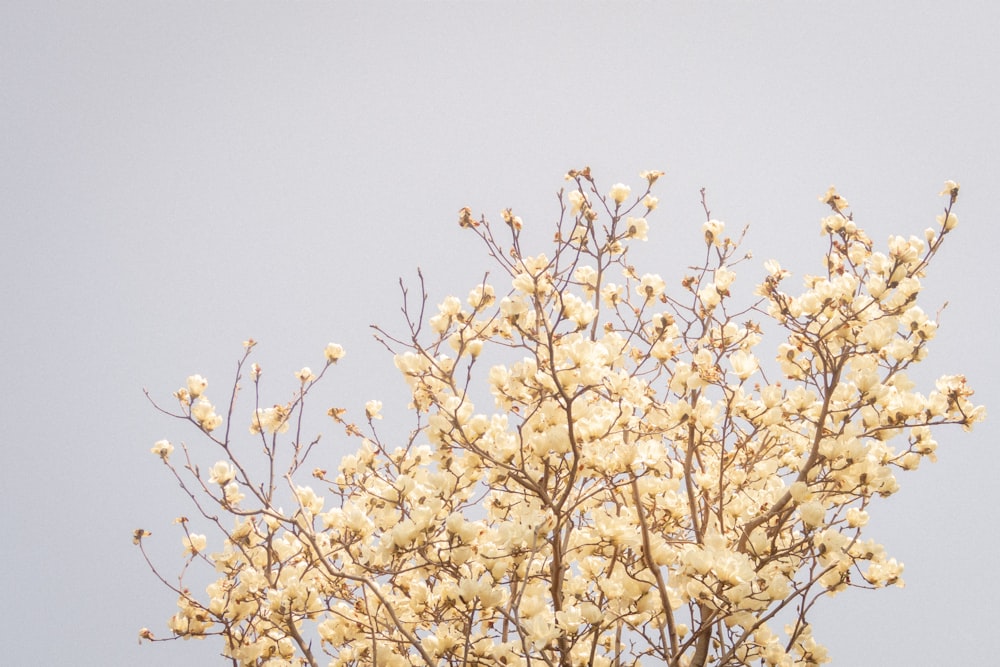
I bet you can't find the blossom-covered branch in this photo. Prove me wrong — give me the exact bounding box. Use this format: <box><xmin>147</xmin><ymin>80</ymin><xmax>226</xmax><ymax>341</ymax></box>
<box><xmin>138</xmin><ymin>171</ymin><xmax>983</xmax><ymax>667</ymax></box>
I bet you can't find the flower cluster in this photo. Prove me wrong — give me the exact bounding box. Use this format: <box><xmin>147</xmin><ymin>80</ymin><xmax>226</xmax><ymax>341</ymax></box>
<box><xmin>169</xmin><ymin>375</ymin><xmax>224</xmax><ymax>432</ymax></box>
<box><xmin>140</xmin><ymin>172</ymin><xmax>982</xmax><ymax>667</ymax></box>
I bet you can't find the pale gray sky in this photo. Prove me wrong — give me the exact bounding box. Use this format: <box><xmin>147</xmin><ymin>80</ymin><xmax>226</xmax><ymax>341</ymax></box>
<box><xmin>2</xmin><ymin>3</ymin><xmax>997</xmax><ymax>665</ymax></box>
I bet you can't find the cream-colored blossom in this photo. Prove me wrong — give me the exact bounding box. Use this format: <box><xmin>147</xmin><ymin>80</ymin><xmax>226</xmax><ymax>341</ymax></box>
<box><xmin>573</xmin><ymin>265</ymin><xmax>598</xmax><ymax>292</ymax></box>
<box><xmin>609</xmin><ymin>183</ymin><xmax>631</xmax><ymax>205</ymax></box>
<box><xmin>799</xmin><ymin>501</ymin><xmax>826</xmax><ymax>528</ymax></box>
<box><xmin>637</xmin><ymin>273</ymin><xmax>666</xmax><ymax>301</ymax></box>
<box><xmin>763</xmin><ymin>259</ymin><xmax>788</xmax><ymax>278</ymax></box>
<box><xmin>938</xmin><ymin>180</ymin><xmax>960</xmax><ymax>197</ymax></box>
<box><xmin>191</xmin><ymin>398</ymin><xmax>223</xmax><ymax>432</ymax></box>
<box><xmin>846</xmin><ymin>507</ymin><xmax>869</xmax><ymax>528</ymax></box>
<box><xmin>250</xmin><ymin>405</ymin><xmax>290</xmax><ymax>434</ymax></box>
<box><xmin>295</xmin><ymin>485</ymin><xmax>325</xmax><ymax>514</ymax></box>
<box><xmin>601</xmin><ymin>282</ymin><xmax>623</xmax><ymax>307</ymax></box>
<box><xmin>819</xmin><ymin>185</ymin><xmax>849</xmax><ymax>211</ymax></box>
<box><xmin>703</xmin><ymin>219</ymin><xmax>725</xmax><ymax>246</ymax></box>
<box><xmin>467</xmin><ymin>283</ymin><xmax>495</xmax><ymax>309</ymax></box>
<box><xmin>625</xmin><ymin>216</ymin><xmax>649</xmax><ymax>241</ymax></box>
<box><xmin>324</xmin><ymin>342</ymin><xmax>346</xmax><ymax>363</ymax></box>
<box><xmin>714</xmin><ymin>266</ymin><xmax>736</xmax><ymax>291</ymax></box>
<box><xmin>208</xmin><ymin>460</ymin><xmax>236</xmax><ymax>485</ymax></box>
<box><xmin>186</xmin><ymin>374</ymin><xmax>208</xmax><ymax>399</ymax></box>
<box><xmin>183</xmin><ymin>533</ymin><xmax>207</xmax><ymax>555</ymax></box>
<box><xmin>640</xmin><ymin>169</ymin><xmax>664</xmax><ymax>184</ymax></box>
<box><xmin>222</xmin><ymin>481</ymin><xmax>244</xmax><ymax>506</ymax></box>
<box><xmin>729</xmin><ymin>350</ymin><xmax>759</xmax><ymax>380</ymax></box>
<box><xmin>501</xmin><ymin>208</ymin><xmax>523</xmax><ymax>230</ymax></box>
<box><xmin>151</xmin><ymin>439</ymin><xmax>174</xmax><ymax>460</ymax></box>
<box><xmin>698</xmin><ymin>284</ymin><xmax>721</xmax><ymax>309</ymax></box>
<box><xmin>937</xmin><ymin>211</ymin><xmax>958</xmax><ymax>231</ymax></box>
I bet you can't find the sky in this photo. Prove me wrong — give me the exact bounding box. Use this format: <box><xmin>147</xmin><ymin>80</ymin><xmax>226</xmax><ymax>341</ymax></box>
<box><xmin>2</xmin><ymin>2</ymin><xmax>997</xmax><ymax>665</ymax></box>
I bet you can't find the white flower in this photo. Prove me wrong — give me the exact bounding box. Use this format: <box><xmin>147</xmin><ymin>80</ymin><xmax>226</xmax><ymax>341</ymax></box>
<box><xmin>698</xmin><ymin>285</ymin><xmax>721</xmax><ymax>309</ymax></box>
<box><xmin>625</xmin><ymin>217</ymin><xmax>649</xmax><ymax>241</ymax></box>
<box><xmin>637</xmin><ymin>273</ymin><xmax>666</xmax><ymax>301</ymax></box>
<box><xmin>729</xmin><ymin>350</ymin><xmax>758</xmax><ymax>380</ymax></box>
<box><xmin>568</xmin><ymin>190</ymin><xmax>587</xmax><ymax>215</ymax></box>
<box><xmin>640</xmin><ymin>169</ymin><xmax>664</xmax><ymax>185</ymax></box>
<box><xmin>523</xmin><ymin>613</ymin><xmax>559</xmax><ymax>649</ymax></box>
<box><xmin>467</xmin><ymin>284</ymin><xmax>495</xmax><ymax>309</ymax></box>
<box><xmin>208</xmin><ymin>461</ymin><xmax>236</xmax><ymax>485</ymax></box>
<box><xmin>819</xmin><ymin>186</ymin><xmax>849</xmax><ymax>211</ymax></box>
<box><xmin>763</xmin><ymin>259</ymin><xmax>790</xmax><ymax>285</ymax></box>
<box><xmin>846</xmin><ymin>508</ymin><xmax>869</xmax><ymax>528</ymax></box>
<box><xmin>295</xmin><ymin>485</ymin><xmax>325</xmax><ymax>514</ymax></box>
<box><xmin>502</xmin><ymin>208</ymin><xmax>523</xmax><ymax>230</ymax></box>
<box><xmin>222</xmin><ymin>481</ymin><xmax>244</xmax><ymax>506</ymax></box>
<box><xmin>601</xmin><ymin>283</ymin><xmax>623</xmax><ymax>307</ymax></box>
<box><xmin>560</xmin><ymin>293</ymin><xmax>597</xmax><ymax>328</ymax></box>
<box><xmin>937</xmin><ymin>211</ymin><xmax>958</xmax><ymax>231</ymax></box>
<box><xmin>608</xmin><ymin>183</ymin><xmax>631</xmax><ymax>205</ymax></box>
<box><xmin>324</xmin><ymin>342</ymin><xmax>345</xmax><ymax>363</ymax></box>
<box><xmin>703</xmin><ymin>219</ymin><xmax>725</xmax><ymax>246</ymax></box>
<box><xmin>821</xmin><ymin>215</ymin><xmax>845</xmax><ymax>234</ymax></box>
<box><xmin>183</xmin><ymin>533</ymin><xmax>207</xmax><ymax>555</ymax></box>
<box><xmin>191</xmin><ymin>399</ymin><xmax>223</xmax><ymax>432</ymax></box>
<box><xmin>186</xmin><ymin>375</ymin><xmax>208</xmax><ymax>399</ymax></box>
<box><xmin>365</xmin><ymin>400</ymin><xmax>383</xmax><ymax>420</ymax></box>
<box><xmin>799</xmin><ymin>501</ymin><xmax>826</xmax><ymax>528</ymax></box>
<box><xmin>438</xmin><ymin>296</ymin><xmax>463</xmax><ymax>316</ymax></box>
<box><xmin>714</xmin><ymin>266</ymin><xmax>736</xmax><ymax>291</ymax></box>
<box><xmin>295</xmin><ymin>367</ymin><xmax>316</xmax><ymax>383</ymax></box>
<box><xmin>250</xmin><ymin>405</ymin><xmax>290</xmax><ymax>434</ymax></box>
<box><xmin>150</xmin><ymin>440</ymin><xmax>174</xmax><ymax>460</ymax></box>
<box><xmin>938</xmin><ymin>180</ymin><xmax>960</xmax><ymax>197</ymax></box>
<box><xmin>573</xmin><ymin>266</ymin><xmax>598</xmax><ymax>292</ymax></box>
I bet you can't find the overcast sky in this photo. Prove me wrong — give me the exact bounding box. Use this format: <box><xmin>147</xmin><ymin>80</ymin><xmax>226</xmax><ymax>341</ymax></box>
<box><xmin>2</xmin><ymin>3</ymin><xmax>997</xmax><ymax>665</ymax></box>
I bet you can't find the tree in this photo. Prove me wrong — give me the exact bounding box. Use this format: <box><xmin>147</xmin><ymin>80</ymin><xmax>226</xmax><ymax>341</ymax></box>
<box><xmin>137</xmin><ymin>169</ymin><xmax>984</xmax><ymax>667</ymax></box>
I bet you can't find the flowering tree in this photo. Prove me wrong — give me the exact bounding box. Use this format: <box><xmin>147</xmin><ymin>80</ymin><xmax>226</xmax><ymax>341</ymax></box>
<box><xmin>137</xmin><ymin>169</ymin><xmax>984</xmax><ymax>667</ymax></box>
